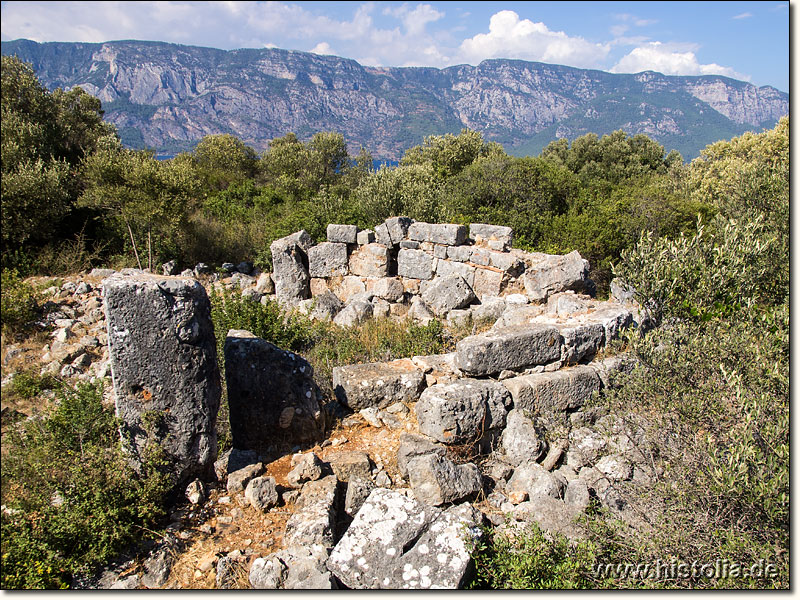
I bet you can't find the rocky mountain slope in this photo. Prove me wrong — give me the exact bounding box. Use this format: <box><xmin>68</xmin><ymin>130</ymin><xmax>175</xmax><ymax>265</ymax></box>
<box><xmin>2</xmin><ymin>39</ymin><xmax>788</xmax><ymax>159</ymax></box>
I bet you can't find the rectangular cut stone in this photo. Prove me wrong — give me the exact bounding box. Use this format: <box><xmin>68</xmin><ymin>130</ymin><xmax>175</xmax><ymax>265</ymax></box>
<box><xmin>557</xmin><ymin>322</ymin><xmax>605</xmax><ymax>365</ymax></box>
<box><xmin>470</xmin><ymin>224</ymin><xmax>513</xmax><ymax>249</ymax></box>
<box><xmin>310</xmin><ymin>277</ymin><xmax>331</xmax><ymax>296</ymax></box>
<box><xmin>327</xmin><ymin>224</ymin><xmax>358</xmax><ymax>244</ymax></box>
<box><xmin>435</xmin><ymin>259</ymin><xmax>476</xmax><ymax>287</ymax></box>
<box><xmin>455</xmin><ymin>324</ymin><xmax>561</xmax><ymax>375</ymax></box>
<box><xmin>473</xmin><ymin>268</ymin><xmax>504</xmax><ymax>300</ymax></box>
<box><xmin>433</xmin><ymin>244</ymin><xmax>448</xmax><ymax>259</ymax></box>
<box><xmin>408</xmin><ymin>222</ymin><xmax>467</xmax><ymax>246</ymax></box>
<box><xmin>331</xmin><ymin>275</ymin><xmax>367</xmax><ymax>302</ymax></box>
<box><xmin>104</xmin><ymin>273</ymin><xmax>221</xmax><ymax>489</ymax></box>
<box><xmin>488</xmin><ymin>251</ymin><xmax>523</xmax><ymax>273</ymax></box>
<box><xmin>501</xmin><ymin>365</ymin><xmax>601</xmax><ymax>419</ymax></box>
<box><xmin>397</xmin><ymin>248</ymin><xmax>435</xmax><ymax>280</ymax></box>
<box><xmin>332</xmin><ymin>358</ymin><xmax>427</xmax><ymax>410</ymax></box>
<box><xmin>270</xmin><ymin>230</ymin><xmax>313</xmax><ymax>305</ymax></box>
<box><xmin>470</xmin><ymin>248</ymin><xmax>491</xmax><ymax>266</ymax></box>
<box><xmin>447</xmin><ymin>246</ymin><xmax>473</xmax><ymax>262</ymax></box>
<box><xmin>400</xmin><ymin>240</ymin><xmax>420</xmax><ymax>249</ymax></box>
<box><xmin>376</xmin><ymin>217</ymin><xmax>413</xmax><ymax>247</ymax></box>
<box><xmin>349</xmin><ymin>243</ymin><xmax>390</xmax><ymax>277</ymax></box>
<box><xmin>356</xmin><ymin>229</ymin><xmax>375</xmax><ymax>245</ymax></box>
<box><xmin>308</xmin><ymin>242</ymin><xmax>349</xmax><ymax>278</ymax></box>
<box><xmin>585</xmin><ymin>305</ymin><xmax>633</xmax><ymax>343</ymax></box>
<box><xmin>284</xmin><ymin>475</ymin><xmax>338</xmax><ymax>551</ymax></box>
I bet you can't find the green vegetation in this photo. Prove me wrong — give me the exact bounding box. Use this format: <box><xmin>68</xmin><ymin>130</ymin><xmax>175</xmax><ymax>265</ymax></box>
<box><xmin>1</xmin><ymin>382</ymin><xmax>171</xmax><ymax>589</ymax></box>
<box><xmin>0</xmin><ymin>56</ymin><xmax>788</xmax><ymax>590</ymax></box>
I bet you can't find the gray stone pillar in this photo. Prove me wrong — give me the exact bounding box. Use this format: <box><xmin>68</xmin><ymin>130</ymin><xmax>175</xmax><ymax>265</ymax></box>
<box><xmin>104</xmin><ymin>272</ymin><xmax>221</xmax><ymax>488</ymax></box>
<box><xmin>224</xmin><ymin>330</ymin><xmax>324</xmax><ymax>452</ymax></box>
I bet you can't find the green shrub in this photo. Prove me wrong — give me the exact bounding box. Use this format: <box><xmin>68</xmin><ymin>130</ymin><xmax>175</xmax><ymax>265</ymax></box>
<box><xmin>1</xmin><ymin>268</ymin><xmax>37</xmax><ymax>334</ymax></box>
<box><xmin>468</xmin><ymin>522</ymin><xmax>604</xmax><ymax>589</ymax></box>
<box><xmin>10</xmin><ymin>371</ymin><xmax>60</xmax><ymax>399</ymax></box>
<box><xmin>1</xmin><ymin>382</ymin><xmax>171</xmax><ymax>588</ymax></box>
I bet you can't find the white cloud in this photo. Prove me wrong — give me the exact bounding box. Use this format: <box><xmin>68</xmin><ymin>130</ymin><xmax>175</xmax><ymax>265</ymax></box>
<box><xmin>732</xmin><ymin>12</ymin><xmax>753</xmax><ymax>19</ymax></box>
<box><xmin>611</xmin><ymin>42</ymin><xmax>749</xmax><ymax>80</ymax></box>
<box><xmin>310</xmin><ymin>42</ymin><xmax>336</xmax><ymax>56</ymax></box>
<box><xmin>458</xmin><ymin>10</ymin><xmax>610</xmax><ymax>68</ymax></box>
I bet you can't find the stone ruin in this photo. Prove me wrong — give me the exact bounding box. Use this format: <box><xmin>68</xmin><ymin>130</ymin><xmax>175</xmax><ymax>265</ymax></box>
<box><xmin>267</xmin><ymin>218</ymin><xmax>595</xmax><ymax>329</ymax></box>
<box><xmin>96</xmin><ymin>219</ymin><xmax>646</xmax><ymax>589</ymax></box>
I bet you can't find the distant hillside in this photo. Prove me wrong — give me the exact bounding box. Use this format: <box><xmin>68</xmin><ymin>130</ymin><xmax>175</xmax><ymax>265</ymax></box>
<box><xmin>2</xmin><ymin>39</ymin><xmax>788</xmax><ymax>160</ymax></box>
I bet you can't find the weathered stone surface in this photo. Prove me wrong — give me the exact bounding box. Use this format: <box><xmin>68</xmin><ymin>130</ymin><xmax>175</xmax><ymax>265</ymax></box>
<box><xmin>523</xmin><ymin>250</ymin><xmax>590</xmax><ymax>302</ymax></box>
<box><xmin>470</xmin><ymin>223</ymin><xmax>513</xmax><ymax>249</ymax></box>
<box><xmin>270</xmin><ymin>231</ymin><xmax>312</xmax><ymax>305</ymax></box>
<box><xmin>396</xmin><ymin>433</ymin><xmax>447</xmax><ymax>478</ymax></box>
<box><xmin>446</xmin><ymin>245</ymin><xmax>473</xmax><ymax>262</ymax></box>
<box><xmin>588</xmin><ymin>354</ymin><xmax>635</xmax><ymax>389</ymax></box>
<box><xmin>455</xmin><ymin>324</ymin><xmax>561</xmax><ymax>376</ymax></box>
<box><xmin>185</xmin><ymin>479</ymin><xmax>207</xmax><ymax>505</ymax></box>
<box><xmin>371</xmin><ymin>277</ymin><xmax>405</xmax><ymax>302</ymax></box>
<box><xmin>408</xmin><ymin>222</ymin><xmax>467</xmax><ymax>246</ymax></box>
<box><xmin>595</xmin><ymin>454</ymin><xmax>633</xmax><ymax>482</ymax></box>
<box><xmin>255</xmin><ymin>272</ymin><xmax>275</xmax><ymax>294</ymax></box>
<box><xmin>388</xmin><ymin>503</ymin><xmax>483</xmax><ymax>589</ymax></box>
<box><xmin>225</xmin><ymin>330</ymin><xmax>323</xmax><ymax>450</ymax></box>
<box><xmin>408</xmin><ymin>297</ymin><xmax>435</xmax><ymax>324</ymax></box>
<box><xmin>309</xmin><ymin>291</ymin><xmax>343</xmax><ymax>321</ymax></box>
<box><xmin>375</xmin><ymin>217</ymin><xmax>413</xmax><ymax>247</ymax></box>
<box><xmin>507</xmin><ymin>460</ymin><xmax>566</xmax><ymax>500</ymax></box>
<box><xmin>328</xmin><ymin>488</ymin><xmax>482</xmax><ymax>589</ymax></box>
<box><xmin>434</xmin><ymin>259</ymin><xmax>476</xmax><ymax>288</ymax></box>
<box><xmin>333</xmin><ymin>299</ymin><xmax>373</xmax><ymax>328</ymax></box>
<box><xmin>587</xmin><ymin>305</ymin><xmax>633</xmax><ymax>343</ymax></box>
<box><xmin>567</xmin><ymin>427</ymin><xmax>608</xmax><ymax>468</ymax></box>
<box><xmin>557</xmin><ymin>322</ymin><xmax>605</xmax><ymax>365</ymax></box>
<box><xmin>308</xmin><ymin>242</ymin><xmax>349</xmax><ymax>278</ymax></box>
<box><xmin>397</xmin><ymin>249</ymin><xmax>435</xmax><ymax>280</ymax></box>
<box><xmin>284</xmin><ymin>475</ymin><xmax>339</xmax><ymax>552</ymax></box>
<box><xmin>333</xmin><ymin>359</ymin><xmax>426</xmax><ymax>410</ymax></box>
<box><xmin>214</xmin><ymin>448</ymin><xmax>259</xmax><ymax>482</ymax></box>
<box><xmin>487</xmin><ymin>251</ymin><xmax>523</xmax><ymax>274</ymax></box>
<box><xmin>357</xmin><ymin>229</ymin><xmax>375</xmax><ymax>245</ymax></box>
<box><xmin>328</xmin><ymin>451</ymin><xmax>372</xmax><ymax>482</ymax></box>
<box><xmin>501</xmin><ymin>409</ymin><xmax>547</xmax><ymax>466</ymax></box>
<box><xmin>227</xmin><ymin>462</ymin><xmax>264</xmax><ymax>494</ymax></box>
<box><xmin>332</xmin><ymin>275</ymin><xmax>367</xmax><ymax>302</ymax></box>
<box><xmin>104</xmin><ymin>272</ymin><xmax>221</xmax><ymax>488</ymax></box>
<box><xmin>415</xmin><ymin>379</ymin><xmax>511</xmax><ymax>445</ymax></box>
<box><xmin>502</xmin><ymin>366</ymin><xmax>601</xmax><ymax>420</ymax></box>
<box><xmin>609</xmin><ymin>278</ymin><xmax>636</xmax><ymax>304</ymax></box>
<box><xmin>509</xmin><ymin>494</ymin><xmax>585</xmax><ymax>541</ymax></box>
<box><xmin>327</xmin><ymin>224</ymin><xmax>358</xmax><ymax>244</ymax></box>
<box><xmin>349</xmin><ymin>243</ymin><xmax>390</xmax><ymax>277</ymax></box>
<box><xmin>420</xmin><ymin>274</ymin><xmax>476</xmax><ymax>317</ymax></box>
<box><xmin>547</xmin><ymin>292</ymin><xmax>589</xmax><ymax>316</ymax></box>
<box><xmin>471</xmin><ymin>296</ymin><xmax>507</xmax><ymax>324</ymax></box>
<box><xmin>472</xmin><ymin>268</ymin><xmax>504</xmax><ymax>300</ymax></box>
<box><xmin>407</xmin><ymin>454</ymin><xmax>482</xmax><ymax>506</ymax></box>
<box><xmin>345</xmin><ymin>477</ymin><xmax>376</xmax><ymax>517</ymax></box>
<box><xmin>245</xmin><ymin>476</ymin><xmax>279</xmax><ymax>511</ymax></box>
<box><xmin>287</xmin><ymin>452</ymin><xmax>324</xmax><ymax>488</ymax></box>
<box><xmin>250</xmin><ymin>554</ymin><xmax>287</xmax><ymax>589</ymax></box>
<box><xmin>565</xmin><ymin>478</ymin><xmax>591</xmax><ymax>510</ymax></box>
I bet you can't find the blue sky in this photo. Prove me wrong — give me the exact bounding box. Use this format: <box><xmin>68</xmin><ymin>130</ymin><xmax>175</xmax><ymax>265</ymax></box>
<box><xmin>0</xmin><ymin>1</ymin><xmax>790</xmax><ymax>92</ymax></box>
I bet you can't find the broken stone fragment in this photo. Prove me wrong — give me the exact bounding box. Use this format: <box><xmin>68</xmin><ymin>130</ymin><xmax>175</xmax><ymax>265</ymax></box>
<box><xmin>332</xmin><ymin>358</ymin><xmax>426</xmax><ymax>410</ymax></box>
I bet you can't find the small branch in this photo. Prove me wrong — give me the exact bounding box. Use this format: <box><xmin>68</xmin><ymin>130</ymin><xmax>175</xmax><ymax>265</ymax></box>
<box><xmin>125</xmin><ymin>219</ymin><xmax>143</xmax><ymax>271</ymax></box>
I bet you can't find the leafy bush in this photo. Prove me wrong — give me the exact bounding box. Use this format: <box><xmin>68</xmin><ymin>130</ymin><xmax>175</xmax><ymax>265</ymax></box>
<box><xmin>1</xmin><ymin>382</ymin><xmax>171</xmax><ymax>588</ymax></box>
<box><xmin>469</xmin><ymin>522</ymin><xmax>604</xmax><ymax>589</ymax></box>
<box><xmin>10</xmin><ymin>370</ymin><xmax>60</xmax><ymax>399</ymax></box>
<box><xmin>1</xmin><ymin>268</ymin><xmax>37</xmax><ymax>334</ymax></box>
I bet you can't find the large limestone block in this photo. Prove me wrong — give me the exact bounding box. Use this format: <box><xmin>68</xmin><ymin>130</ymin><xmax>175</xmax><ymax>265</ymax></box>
<box><xmin>455</xmin><ymin>324</ymin><xmax>561</xmax><ymax>376</ymax></box>
<box><xmin>558</xmin><ymin>322</ymin><xmax>605</xmax><ymax>365</ymax></box>
<box><xmin>502</xmin><ymin>365</ymin><xmax>601</xmax><ymax>421</ymax></box>
<box><xmin>327</xmin><ymin>489</ymin><xmax>481</xmax><ymax>589</ymax></box>
<box><xmin>407</xmin><ymin>454</ymin><xmax>482</xmax><ymax>506</ymax></box>
<box><xmin>586</xmin><ymin>304</ymin><xmax>633</xmax><ymax>343</ymax></box>
<box><xmin>501</xmin><ymin>409</ymin><xmax>547</xmax><ymax>466</ymax></box>
<box><xmin>472</xmin><ymin>268</ymin><xmax>504</xmax><ymax>300</ymax></box>
<box><xmin>523</xmin><ymin>250</ymin><xmax>590</xmax><ymax>302</ymax></box>
<box><xmin>374</xmin><ymin>216</ymin><xmax>413</xmax><ymax>248</ymax></box>
<box><xmin>435</xmin><ymin>259</ymin><xmax>476</xmax><ymax>287</ymax></box>
<box><xmin>327</xmin><ymin>224</ymin><xmax>358</xmax><ymax>244</ymax></box>
<box><xmin>284</xmin><ymin>475</ymin><xmax>339</xmax><ymax>553</ymax></box>
<box><xmin>308</xmin><ymin>242</ymin><xmax>349</xmax><ymax>278</ymax></box>
<box><xmin>469</xmin><ymin>223</ymin><xmax>513</xmax><ymax>249</ymax></box>
<box><xmin>225</xmin><ymin>330</ymin><xmax>324</xmax><ymax>450</ymax></box>
<box><xmin>371</xmin><ymin>277</ymin><xmax>405</xmax><ymax>302</ymax></box>
<box><xmin>349</xmin><ymin>243</ymin><xmax>390</xmax><ymax>277</ymax></box>
<box><xmin>333</xmin><ymin>358</ymin><xmax>426</xmax><ymax>410</ymax></box>
<box><xmin>397</xmin><ymin>248</ymin><xmax>435</xmax><ymax>280</ymax></box>
<box><xmin>408</xmin><ymin>222</ymin><xmax>467</xmax><ymax>246</ymax></box>
<box><xmin>270</xmin><ymin>231</ymin><xmax>313</xmax><ymax>305</ymax></box>
<box><xmin>104</xmin><ymin>273</ymin><xmax>220</xmax><ymax>488</ymax></box>
<box><xmin>420</xmin><ymin>274</ymin><xmax>476</xmax><ymax>317</ymax></box>
<box><xmin>415</xmin><ymin>379</ymin><xmax>511</xmax><ymax>444</ymax></box>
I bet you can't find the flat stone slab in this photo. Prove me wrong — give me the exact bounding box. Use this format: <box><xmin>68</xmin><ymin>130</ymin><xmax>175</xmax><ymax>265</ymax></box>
<box><xmin>502</xmin><ymin>365</ymin><xmax>601</xmax><ymax>421</ymax></box>
<box><xmin>284</xmin><ymin>475</ymin><xmax>339</xmax><ymax>554</ymax></box>
<box><xmin>308</xmin><ymin>242</ymin><xmax>349</xmax><ymax>278</ymax></box>
<box><xmin>420</xmin><ymin>274</ymin><xmax>476</xmax><ymax>317</ymax></box>
<box><xmin>455</xmin><ymin>324</ymin><xmax>561</xmax><ymax>375</ymax></box>
<box><xmin>469</xmin><ymin>223</ymin><xmax>513</xmax><ymax>249</ymax></box>
<box><xmin>397</xmin><ymin>248</ymin><xmax>435</xmax><ymax>280</ymax></box>
<box><xmin>327</xmin><ymin>489</ymin><xmax>481</xmax><ymax>589</ymax></box>
<box><xmin>407</xmin><ymin>454</ymin><xmax>482</xmax><ymax>506</ymax></box>
<box><xmin>333</xmin><ymin>358</ymin><xmax>426</xmax><ymax>410</ymax></box>
<box><xmin>327</xmin><ymin>224</ymin><xmax>358</xmax><ymax>244</ymax></box>
<box><xmin>349</xmin><ymin>244</ymin><xmax>390</xmax><ymax>278</ymax></box>
<box><xmin>408</xmin><ymin>222</ymin><xmax>467</xmax><ymax>246</ymax></box>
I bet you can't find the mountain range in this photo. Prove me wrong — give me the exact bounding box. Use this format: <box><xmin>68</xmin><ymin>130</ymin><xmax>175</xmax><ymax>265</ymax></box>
<box><xmin>1</xmin><ymin>38</ymin><xmax>788</xmax><ymax>160</ymax></box>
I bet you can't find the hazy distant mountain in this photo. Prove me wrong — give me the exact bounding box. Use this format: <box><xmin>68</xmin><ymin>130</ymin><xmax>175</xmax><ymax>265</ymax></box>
<box><xmin>2</xmin><ymin>39</ymin><xmax>788</xmax><ymax>160</ymax></box>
